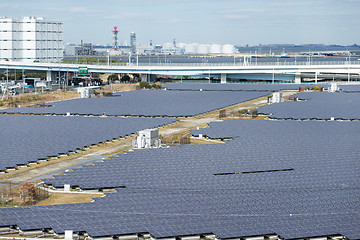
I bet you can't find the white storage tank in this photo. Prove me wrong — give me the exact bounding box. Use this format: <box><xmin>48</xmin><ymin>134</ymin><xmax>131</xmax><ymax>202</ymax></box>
<box><xmin>162</xmin><ymin>42</ymin><xmax>173</xmax><ymax>49</ymax></box>
<box><xmin>210</xmin><ymin>44</ymin><xmax>222</xmax><ymax>54</ymax></box>
<box><xmin>185</xmin><ymin>43</ymin><xmax>198</xmax><ymax>54</ymax></box>
<box><xmin>177</xmin><ymin>42</ymin><xmax>186</xmax><ymax>49</ymax></box>
<box><xmin>222</xmin><ymin>44</ymin><xmax>234</xmax><ymax>54</ymax></box>
<box><xmin>197</xmin><ymin>44</ymin><xmax>210</xmax><ymax>54</ymax></box>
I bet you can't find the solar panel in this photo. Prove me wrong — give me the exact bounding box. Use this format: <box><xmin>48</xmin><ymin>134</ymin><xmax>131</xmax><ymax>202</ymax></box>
<box><xmin>0</xmin><ymin>115</ymin><xmax>176</xmax><ymax>171</ymax></box>
<box><xmin>338</xmin><ymin>84</ymin><xmax>360</xmax><ymax>92</ymax></box>
<box><xmin>163</xmin><ymin>83</ymin><xmax>329</xmax><ymax>92</ymax></box>
<box><xmin>0</xmin><ymin>90</ymin><xmax>271</xmax><ymax>117</ymax></box>
<box><xmin>258</xmin><ymin>92</ymin><xmax>360</xmax><ymax>120</ymax></box>
<box><xmin>1</xmin><ymin>100</ymin><xmax>359</xmax><ymax>239</ymax></box>
<box><xmin>2</xmin><ymin>120</ymin><xmax>356</xmax><ymax>239</ymax></box>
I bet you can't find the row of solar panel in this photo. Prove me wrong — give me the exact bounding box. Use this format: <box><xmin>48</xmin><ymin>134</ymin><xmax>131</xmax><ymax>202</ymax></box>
<box><xmin>0</xmin><ymin>184</ymin><xmax>358</xmax><ymax>239</ymax></box>
<box><xmin>1</xmin><ymin>86</ymin><xmax>359</xmax><ymax>239</ymax></box>
<box><xmin>0</xmin><ymin>115</ymin><xmax>176</xmax><ymax>171</ymax></box>
<box><xmin>0</xmin><ymin>90</ymin><xmax>271</xmax><ymax>117</ymax></box>
<box><xmin>18</xmin><ymin>120</ymin><xmax>357</xmax><ymax>239</ymax></box>
<box><xmin>163</xmin><ymin>82</ymin><xmax>360</xmax><ymax>92</ymax></box>
<box><xmin>258</xmin><ymin>92</ymin><xmax>360</xmax><ymax>119</ymax></box>
<box><xmin>162</xmin><ymin>83</ymin><xmax>330</xmax><ymax>91</ymax></box>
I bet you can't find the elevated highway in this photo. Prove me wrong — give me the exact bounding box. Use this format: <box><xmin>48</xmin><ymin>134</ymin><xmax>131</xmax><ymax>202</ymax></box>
<box><xmin>0</xmin><ymin>60</ymin><xmax>359</xmax><ymax>83</ymax></box>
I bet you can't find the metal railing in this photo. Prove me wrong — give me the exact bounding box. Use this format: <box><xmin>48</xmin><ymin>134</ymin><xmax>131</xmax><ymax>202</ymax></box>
<box><xmin>57</xmin><ymin>60</ymin><xmax>360</xmax><ymax>68</ymax></box>
<box><xmin>1</xmin><ymin>60</ymin><xmax>360</xmax><ymax>70</ymax></box>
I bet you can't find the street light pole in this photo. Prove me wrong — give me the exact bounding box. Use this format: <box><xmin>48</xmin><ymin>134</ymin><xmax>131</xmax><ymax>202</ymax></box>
<box><xmin>66</xmin><ymin>68</ymin><xmax>69</xmax><ymax>91</ymax></box>
<box><xmin>22</xmin><ymin>68</ymin><xmax>25</xmax><ymax>94</ymax></box>
<box><xmin>6</xmin><ymin>68</ymin><xmax>9</xmax><ymax>99</ymax></box>
<box><xmin>349</xmin><ymin>52</ymin><xmax>351</xmax><ymax>65</ymax></box>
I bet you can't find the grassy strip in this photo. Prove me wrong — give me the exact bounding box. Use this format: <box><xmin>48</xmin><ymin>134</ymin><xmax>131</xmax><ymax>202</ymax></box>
<box><xmin>34</xmin><ymin>192</ymin><xmax>104</xmax><ymax>206</ymax></box>
<box><xmin>0</xmin><ymin>91</ymin><xmax>78</xmax><ymax>109</ymax></box>
<box><xmin>0</xmin><ymin>136</ymin><xmax>136</xmax><ymax>182</ymax></box>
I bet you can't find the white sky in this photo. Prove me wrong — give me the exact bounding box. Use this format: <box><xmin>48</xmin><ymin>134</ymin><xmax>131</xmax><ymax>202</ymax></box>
<box><xmin>1</xmin><ymin>0</ymin><xmax>360</xmax><ymax>45</ymax></box>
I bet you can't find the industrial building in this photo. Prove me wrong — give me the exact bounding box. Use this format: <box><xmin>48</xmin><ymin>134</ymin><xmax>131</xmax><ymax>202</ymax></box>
<box><xmin>130</xmin><ymin>32</ymin><xmax>136</xmax><ymax>54</ymax></box>
<box><xmin>0</xmin><ymin>16</ymin><xmax>63</xmax><ymax>62</ymax></box>
<box><xmin>77</xmin><ymin>40</ymin><xmax>96</xmax><ymax>56</ymax></box>
<box><xmin>182</xmin><ymin>43</ymin><xmax>235</xmax><ymax>54</ymax></box>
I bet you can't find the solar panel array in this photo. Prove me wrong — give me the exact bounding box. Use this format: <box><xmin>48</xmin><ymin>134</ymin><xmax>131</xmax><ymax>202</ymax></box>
<box><xmin>339</xmin><ymin>84</ymin><xmax>360</xmax><ymax>92</ymax></box>
<box><xmin>258</xmin><ymin>92</ymin><xmax>360</xmax><ymax>120</ymax></box>
<box><xmin>1</xmin><ymin>120</ymin><xmax>357</xmax><ymax>239</ymax></box>
<box><xmin>0</xmin><ymin>90</ymin><xmax>270</xmax><ymax>117</ymax></box>
<box><xmin>163</xmin><ymin>83</ymin><xmax>328</xmax><ymax>92</ymax></box>
<box><xmin>0</xmin><ymin>115</ymin><xmax>176</xmax><ymax>171</ymax></box>
<box><xmin>1</xmin><ymin>83</ymin><xmax>360</xmax><ymax>240</ymax></box>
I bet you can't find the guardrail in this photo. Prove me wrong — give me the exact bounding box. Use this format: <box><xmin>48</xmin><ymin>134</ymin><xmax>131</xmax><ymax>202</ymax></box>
<box><xmin>57</xmin><ymin>60</ymin><xmax>360</xmax><ymax>68</ymax></box>
<box><xmin>1</xmin><ymin>60</ymin><xmax>360</xmax><ymax>71</ymax></box>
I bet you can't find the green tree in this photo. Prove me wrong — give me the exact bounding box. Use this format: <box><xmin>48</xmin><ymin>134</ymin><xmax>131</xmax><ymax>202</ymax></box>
<box><xmin>107</xmin><ymin>74</ymin><xmax>119</xmax><ymax>83</ymax></box>
<box><xmin>249</xmin><ymin>109</ymin><xmax>258</xmax><ymax>118</ymax></box>
<box><xmin>121</xmin><ymin>74</ymin><xmax>130</xmax><ymax>82</ymax></box>
<box><xmin>140</xmin><ymin>81</ymin><xmax>151</xmax><ymax>89</ymax></box>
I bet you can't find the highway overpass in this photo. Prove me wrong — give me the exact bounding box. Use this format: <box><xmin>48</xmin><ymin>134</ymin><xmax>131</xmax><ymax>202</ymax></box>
<box><xmin>0</xmin><ymin>60</ymin><xmax>359</xmax><ymax>83</ymax></box>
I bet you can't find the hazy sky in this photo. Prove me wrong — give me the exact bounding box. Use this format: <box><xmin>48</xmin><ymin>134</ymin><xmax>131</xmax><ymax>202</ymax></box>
<box><xmin>1</xmin><ymin>0</ymin><xmax>360</xmax><ymax>45</ymax></box>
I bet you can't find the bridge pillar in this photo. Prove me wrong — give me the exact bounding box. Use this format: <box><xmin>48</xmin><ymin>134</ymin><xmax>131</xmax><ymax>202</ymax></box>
<box><xmin>295</xmin><ymin>72</ymin><xmax>301</xmax><ymax>84</ymax></box>
<box><xmin>46</xmin><ymin>70</ymin><xmax>56</xmax><ymax>82</ymax></box>
<box><xmin>141</xmin><ymin>74</ymin><xmax>156</xmax><ymax>83</ymax></box>
<box><xmin>220</xmin><ymin>73</ymin><xmax>227</xmax><ymax>84</ymax></box>
<box><xmin>141</xmin><ymin>74</ymin><xmax>149</xmax><ymax>82</ymax></box>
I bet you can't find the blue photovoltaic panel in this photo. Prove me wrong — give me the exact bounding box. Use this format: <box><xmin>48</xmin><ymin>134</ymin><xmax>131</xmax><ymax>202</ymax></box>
<box><xmin>0</xmin><ymin>115</ymin><xmax>176</xmax><ymax>171</ymax></box>
<box><xmin>258</xmin><ymin>92</ymin><xmax>360</xmax><ymax>119</ymax></box>
<box><xmin>0</xmin><ymin>120</ymin><xmax>357</xmax><ymax>239</ymax></box>
<box><xmin>0</xmin><ymin>90</ymin><xmax>270</xmax><ymax>117</ymax></box>
<box><xmin>162</xmin><ymin>83</ymin><xmax>329</xmax><ymax>92</ymax></box>
<box><xmin>339</xmin><ymin>84</ymin><xmax>360</xmax><ymax>92</ymax></box>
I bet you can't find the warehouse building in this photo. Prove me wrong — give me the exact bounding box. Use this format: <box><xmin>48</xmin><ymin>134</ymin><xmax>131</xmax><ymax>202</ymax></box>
<box><xmin>0</xmin><ymin>16</ymin><xmax>63</xmax><ymax>62</ymax></box>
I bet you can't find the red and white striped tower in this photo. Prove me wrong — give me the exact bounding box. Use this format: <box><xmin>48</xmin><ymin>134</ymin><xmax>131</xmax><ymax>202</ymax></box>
<box><xmin>112</xmin><ymin>26</ymin><xmax>120</xmax><ymax>51</ymax></box>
